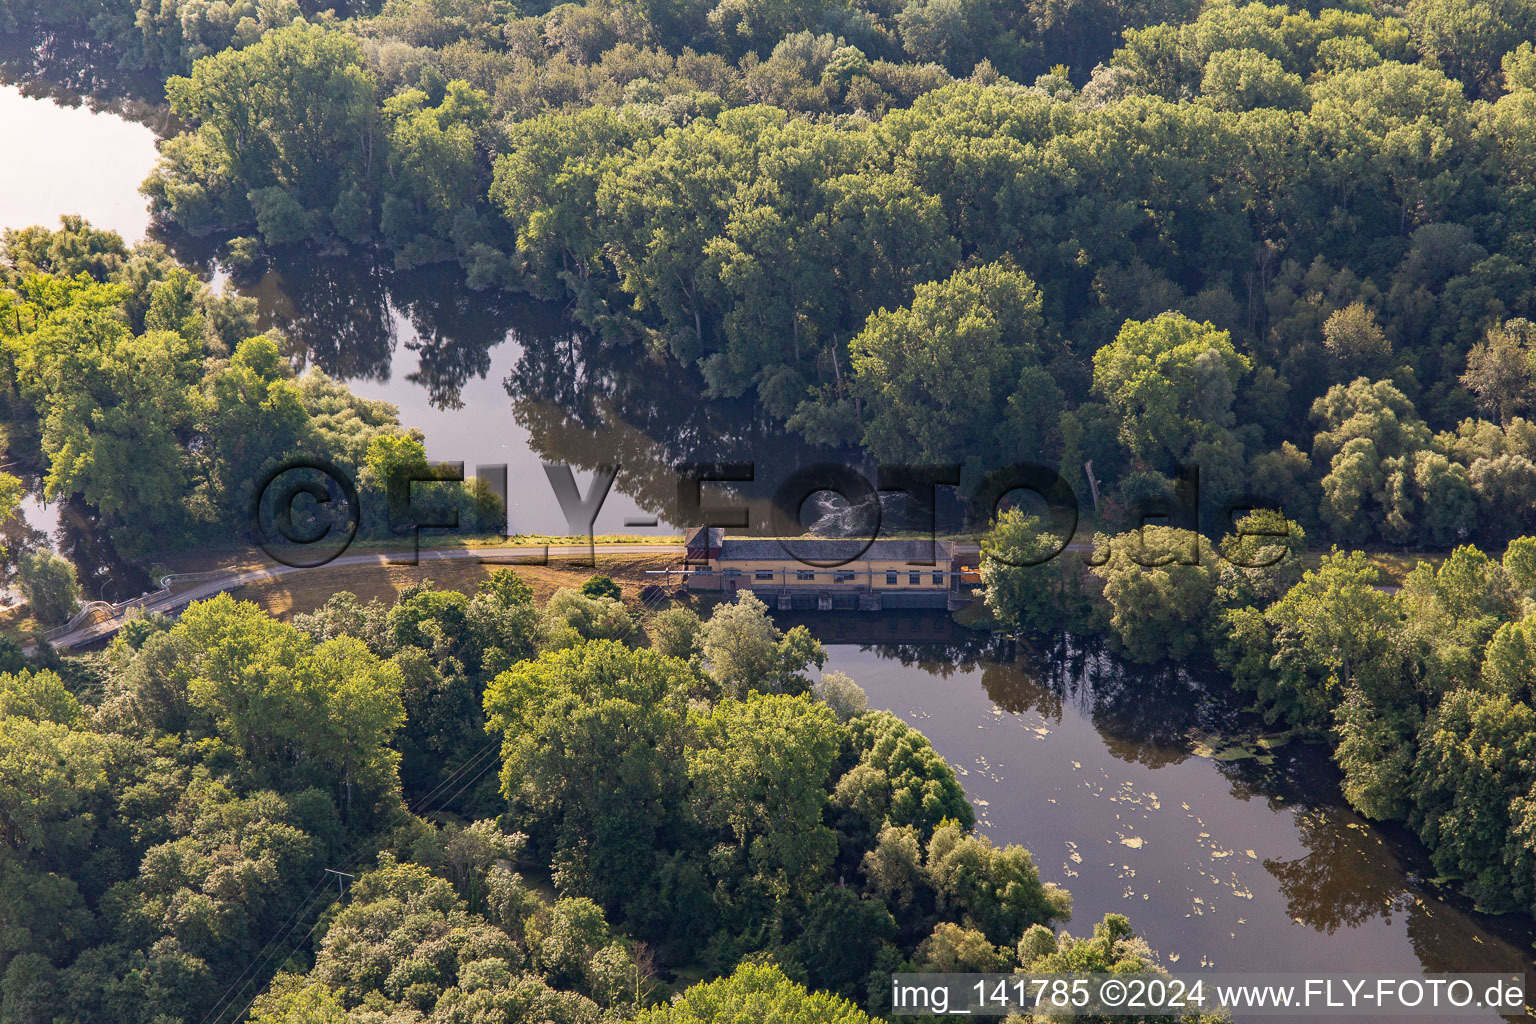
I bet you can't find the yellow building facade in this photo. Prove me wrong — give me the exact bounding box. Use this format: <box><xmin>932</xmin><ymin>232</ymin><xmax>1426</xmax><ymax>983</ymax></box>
<box><xmin>680</xmin><ymin>528</ymin><xmax>964</xmax><ymax>610</ymax></box>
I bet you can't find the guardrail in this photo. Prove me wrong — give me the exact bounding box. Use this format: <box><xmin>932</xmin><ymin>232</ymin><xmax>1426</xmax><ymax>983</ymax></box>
<box><xmin>159</xmin><ymin>569</ymin><xmax>238</xmax><ymax>588</ymax></box>
<box><xmin>40</xmin><ymin>567</ymin><xmax>243</xmax><ymax>643</ymax></box>
<box><xmin>42</xmin><ymin>600</ymin><xmax>114</xmax><ymax>640</ymax></box>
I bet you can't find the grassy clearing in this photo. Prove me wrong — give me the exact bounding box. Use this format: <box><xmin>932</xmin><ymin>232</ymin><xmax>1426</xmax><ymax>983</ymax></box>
<box><xmin>1</xmin><ymin>607</ymin><xmax>49</xmax><ymax>644</ymax></box>
<box><xmin>150</xmin><ymin>535</ymin><xmax>681</xmax><ymax>578</ymax></box>
<box><xmin>225</xmin><ymin>552</ymin><xmax>683</xmax><ymax>619</ymax></box>
<box><xmin>1295</xmin><ymin>547</ymin><xmax>1444</xmax><ymax>585</ymax></box>
<box><xmin>1360</xmin><ymin>549</ymin><xmax>1444</xmax><ymax>585</ymax></box>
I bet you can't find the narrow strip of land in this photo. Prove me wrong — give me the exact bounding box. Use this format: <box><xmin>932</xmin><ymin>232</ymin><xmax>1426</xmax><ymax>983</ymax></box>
<box><xmin>40</xmin><ymin>542</ymin><xmax>684</xmax><ymax>649</ymax></box>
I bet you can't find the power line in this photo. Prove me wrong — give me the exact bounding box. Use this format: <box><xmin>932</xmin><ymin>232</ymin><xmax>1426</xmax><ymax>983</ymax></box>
<box><xmin>406</xmin><ymin>736</ymin><xmax>503</xmax><ymax>815</ymax></box>
<box><xmin>194</xmin><ymin>878</ymin><xmax>334</xmax><ymax>1024</ymax></box>
<box><xmin>226</xmin><ymin>897</ymin><xmax>341</xmax><ymax>1024</ymax></box>
<box><xmin>199</xmin><ymin>736</ymin><xmax>509</xmax><ymax>1023</ymax></box>
<box><xmin>417</xmin><ymin>746</ymin><xmax>507</xmax><ymax>829</ymax></box>
<box><xmin>324</xmin><ymin>868</ymin><xmax>355</xmax><ymax>898</ymax></box>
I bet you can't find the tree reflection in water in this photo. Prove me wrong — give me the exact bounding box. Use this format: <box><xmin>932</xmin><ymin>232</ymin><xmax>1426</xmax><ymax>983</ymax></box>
<box><xmin>780</xmin><ymin>611</ymin><xmax>1000</xmax><ymax>680</ymax></box>
<box><xmin>147</xmin><ymin>227</ymin><xmax>1010</xmax><ymax>544</ymax></box>
<box><xmin>503</xmin><ymin>308</ymin><xmax>868</xmax><ymax>530</ymax></box>
<box><xmin>237</xmin><ymin>249</ymin><xmax>400</xmax><ymax>385</ymax></box>
<box><xmin>0</xmin><ymin>28</ymin><xmax>169</xmax><ymax>126</ymax></box>
<box><xmin>975</xmin><ymin>636</ymin><xmax>1229</xmax><ymax>770</ymax></box>
<box><xmin>1403</xmin><ymin>876</ymin><xmax>1536</xmax><ymax>979</ymax></box>
<box><xmin>848</xmin><ymin>630</ymin><xmax>1536</xmax><ymax>981</ymax></box>
<box><xmin>167</xmin><ymin>246</ymin><xmax>543</xmax><ymax>411</ymax></box>
<box><xmin>1265</xmin><ymin>806</ymin><xmax>1416</xmax><ymax>935</ymax></box>
<box><xmin>1268</xmin><ymin>805</ymin><xmax>1536</xmax><ymax>978</ymax></box>
<box><xmin>54</xmin><ymin>498</ymin><xmax>151</xmax><ymax>602</ymax></box>
<box><xmin>178</xmin><ymin>246</ymin><xmax>868</xmax><ymax>532</ymax></box>
<box><xmin>392</xmin><ymin>264</ymin><xmax>530</xmax><ymax>410</ymax></box>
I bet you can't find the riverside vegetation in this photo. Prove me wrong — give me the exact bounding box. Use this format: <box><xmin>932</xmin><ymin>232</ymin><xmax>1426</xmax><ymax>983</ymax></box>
<box><xmin>0</xmin><ymin>219</ymin><xmax>499</xmax><ymax>609</ymax></box>
<box><xmin>0</xmin><ymin>574</ymin><xmax>1222</xmax><ymax>1024</ymax></box>
<box><xmin>11</xmin><ymin>0</ymin><xmax>1536</xmax><ymax>550</ymax></box>
<box><xmin>12</xmin><ymin>0</ymin><xmax>1536</xmax><ymax>549</ymax></box>
<box><xmin>982</xmin><ymin>509</ymin><xmax>1536</xmax><ymax>928</ymax></box>
<box><xmin>5</xmin><ymin>0</ymin><xmax>1536</xmax><ymax>1018</ymax></box>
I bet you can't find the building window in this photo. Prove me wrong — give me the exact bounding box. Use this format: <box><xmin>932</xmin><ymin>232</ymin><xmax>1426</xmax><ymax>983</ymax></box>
<box><xmin>834</xmin><ymin>570</ymin><xmax>856</xmax><ymax>583</ymax></box>
<box><xmin>909</xmin><ymin>571</ymin><xmax>922</xmax><ymax>585</ymax></box>
<box><xmin>932</xmin><ymin>571</ymin><xmax>944</xmax><ymax>585</ymax></box>
<box><xmin>755</xmin><ymin>570</ymin><xmax>774</xmax><ymax>581</ymax></box>
<box><xmin>886</xmin><ymin>571</ymin><xmax>898</xmax><ymax>585</ymax></box>
<box><xmin>796</xmin><ymin>570</ymin><xmax>815</xmax><ymax>581</ymax></box>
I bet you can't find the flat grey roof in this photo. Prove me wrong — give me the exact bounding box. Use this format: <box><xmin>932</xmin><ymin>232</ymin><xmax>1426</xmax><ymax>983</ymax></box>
<box><xmin>718</xmin><ymin>537</ymin><xmax>950</xmax><ymax>563</ymax></box>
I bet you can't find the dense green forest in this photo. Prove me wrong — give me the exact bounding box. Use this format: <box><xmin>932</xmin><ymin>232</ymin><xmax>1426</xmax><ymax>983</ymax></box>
<box><xmin>10</xmin><ymin>0</ymin><xmax>1536</xmax><ymax>549</ymax></box>
<box><xmin>0</xmin><ymin>216</ymin><xmax>1222</xmax><ymax>1019</ymax></box>
<box><xmin>5</xmin><ymin>0</ymin><xmax>1536</xmax><ymax>1017</ymax></box>
<box><xmin>0</xmin><ymin>220</ymin><xmax>500</xmax><ymax>581</ymax></box>
<box><xmin>0</xmin><ymin>574</ymin><xmax>1219</xmax><ymax>1023</ymax></box>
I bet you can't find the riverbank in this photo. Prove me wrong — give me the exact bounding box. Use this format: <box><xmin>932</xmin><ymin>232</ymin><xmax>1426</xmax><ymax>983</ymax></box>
<box><xmin>1</xmin><ymin>532</ymin><xmax>1448</xmax><ymax>649</ymax></box>
<box><xmin>822</xmin><ymin>636</ymin><xmax>1536</xmax><ymax>1018</ymax></box>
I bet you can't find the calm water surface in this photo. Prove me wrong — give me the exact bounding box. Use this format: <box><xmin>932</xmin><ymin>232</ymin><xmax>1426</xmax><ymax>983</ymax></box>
<box><xmin>0</xmin><ymin>84</ymin><xmax>159</xmax><ymax>243</ymax></box>
<box><xmin>9</xmin><ymin>65</ymin><xmax>1536</xmax><ymax>1012</ymax></box>
<box><xmin>1</xmin><ymin>80</ymin><xmax>854</xmax><ymax>541</ymax></box>
<box><xmin>816</xmin><ymin>626</ymin><xmax>1536</xmax><ymax>1021</ymax></box>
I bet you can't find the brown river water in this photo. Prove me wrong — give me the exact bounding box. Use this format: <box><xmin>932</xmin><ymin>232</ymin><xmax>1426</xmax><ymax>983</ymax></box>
<box><xmin>807</xmin><ymin>618</ymin><xmax>1536</xmax><ymax>1021</ymax></box>
<box><xmin>5</xmin><ymin>63</ymin><xmax>1536</xmax><ymax>1020</ymax></box>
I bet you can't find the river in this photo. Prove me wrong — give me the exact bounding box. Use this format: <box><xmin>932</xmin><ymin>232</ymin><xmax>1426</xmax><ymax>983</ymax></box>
<box><xmin>814</xmin><ymin>621</ymin><xmax>1536</xmax><ymax>1021</ymax></box>
<box><xmin>0</xmin><ymin>80</ymin><xmax>673</xmax><ymax>541</ymax></box>
<box><xmin>5</xmin><ymin>66</ymin><xmax>1536</xmax><ymax>1019</ymax></box>
<box><xmin>1</xmin><ymin>75</ymin><xmax>856</xmax><ymax>545</ymax></box>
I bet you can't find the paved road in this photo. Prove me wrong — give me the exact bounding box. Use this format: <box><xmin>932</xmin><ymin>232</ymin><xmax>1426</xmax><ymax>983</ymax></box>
<box><xmin>40</xmin><ymin>543</ymin><xmax>684</xmax><ymax>650</ymax></box>
<box><xmin>42</xmin><ymin>537</ymin><xmax>1333</xmax><ymax>651</ymax></box>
